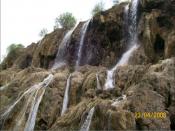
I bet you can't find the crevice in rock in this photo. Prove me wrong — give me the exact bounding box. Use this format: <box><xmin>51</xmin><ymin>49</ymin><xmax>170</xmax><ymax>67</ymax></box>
<box><xmin>154</xmin><ymin>34</ymin><xmax>165</xmax><ymax>58</ymax></box>
<box><xmin>37</xmin><ymin>119</ymin><xmax>48</xmax><ymax>130</ymax></box>
<box><xmin>19</xmin><ymin>55</ymin><xmax>32</xmax><ymax>69</ymax></box>
<box><xmin>40</xmin><ymin>55</ymin><xmax>55</xmax><ymax>69</ymax></box>
<box><xmin>157</xmin><ymin>16</ymin><xmax>173</xmax><ymax>29</ymax></box>
<box><xmin>170</xmin><ymin>116</ymin><xmax>175</xmax><ymax>130</ymax></box>
<box><xmin>135</xmin><ymin>120</ymin><xmax>142</xmax><ymax>130</ymax></box>
<box><xmin>167</xmin><ymin>91</ymin><xmax>172</xmax><ymax>108</ymax></box>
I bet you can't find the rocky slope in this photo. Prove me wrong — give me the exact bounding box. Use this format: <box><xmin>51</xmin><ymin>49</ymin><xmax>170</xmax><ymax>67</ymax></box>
<box><xmin>0</xmin><ymin>0</ymin><xmax>175</xmax><ymax>130</ymax></box>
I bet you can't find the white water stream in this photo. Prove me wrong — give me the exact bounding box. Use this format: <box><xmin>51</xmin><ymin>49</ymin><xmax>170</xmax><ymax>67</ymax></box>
<box><xmin>61</xmin><ymin>74</ymin><xmax>72</xmax><ymax>116</ymax></box>
<box><xmin>80</xmin><ymin>107</ymin><xmax>95</xmax><ymax>131</ymax></box>
<box><xmin>104</xmin><ymin>0</ymin><xmax>139</xmax><ymax>90</ymax></box>
<box><xmin>96</xmin><ymin>73</ymin><xmax>101</xmax><ymax>90</ymax></box>
<box><xmin>52</xmin><ymin>28</ymin><xmax>75</xmax><ymax>70</ymax></box>
<box><xmin>75</xmin><ymin>20</ymin><xmax>91</xmax><ymax>69</ymax></box>
<box><xmin>0</xmin><ymin>74</ymin><xmax>54</xmax><ymax>131</ymax></box>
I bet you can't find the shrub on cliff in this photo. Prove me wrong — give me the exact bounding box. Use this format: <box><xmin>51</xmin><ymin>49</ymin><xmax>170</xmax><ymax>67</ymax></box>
<box><xmin>55</xmin><ymin>12</ymin><xmax>77</xmax><ymax>30</ymax></box>
<box><xmin>91</xmin><ymin>2</ymin><xmax>104</xmax><ymax>16</ymax></box>
<box><xmin>0</xmin><ymin>44</ymin><xmax>24</xmax><ymax>70</ymax></box>
<box><xmin>113</xmin><ymin>0</ymin><xmax>119</xmax><ymax>4</ymax></box>
<box><xmin>7</xmin><ymin>43</ymin><xmax>24</xmax><ymax>53</ymax></box>
<box><xmin>39</xmin><ymin>28</ymin><xmax>48</xmax><ymax>37</ymax></box>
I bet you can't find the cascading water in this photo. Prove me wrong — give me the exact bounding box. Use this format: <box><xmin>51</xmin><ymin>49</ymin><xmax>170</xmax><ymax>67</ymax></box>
<box><xmin>80</xmin><ymin>107</ymin><xmax>95</xmax><ymax>131</ymax></box>
<box><xmin>104</xmin><ymin>0</ymin><xmax>139</xmax><ymax>90</ymax></box>
<box><xmin>128</xmin><ymin>0</ymin><xmax>139</xmax><ymax>44</ymax></box>
<box><xmin>61</xmin><ymin>74</ymin><xmax>72</xmax><ymax>116</ymax></box>
<box><xmin>75</xmin><ymin>20</ymin><xmax>91</xmax><ymax>69</ymax></box>
<box><xmin>1</xmin><ymin>24</ymin><xmax>77</xmax><ymax>129</ymax></box>
<box><xmin>111</xmin><ymin>94</ymin><xmax>127</xmax><ymax>107</ymax></box>
<box><xmin>0</xmin><ymin>74</ymin><xmax>54</xmax><ymax>131</ymax></box>
<box><xmin>52</xmin><ymin>28</ymin><xmax>75</xmax><ymax>70</ymax></box>
<box><xmin>96</xmin><ymin>74</ymin><xmax>101</xmax><ymax>90</ymax></box>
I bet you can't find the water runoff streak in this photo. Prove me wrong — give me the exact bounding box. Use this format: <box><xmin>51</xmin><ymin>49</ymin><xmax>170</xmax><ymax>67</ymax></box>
<box><xmin>1</xmin><ymin>22</ymin><xmax>77</xmax><ymax>130</ymax></box>
<box><xmin>61</xmin><ymin>74</ymin><xmax>72</xmax><ymax>116</ymax></box>
<box><xmin>52</xmin><ymin>28</ymin><xmax>75</xmax><ymax>70</ymax></box>
<box><xmin>76</xmin><ymin>20</ymin><xmax>91</xmax><ymax>69</ymax></box>
<box><xmin>104</xmin><ymin>0</ymin><xmax>139</xmax><ymax>90</ymax></box>
<box><xmin>0</xmin><ymin>74</ymin><xmax>54</xmax><ymax>131</ymax></box>
<box><xmin>80</xmin><ymin>107</ymin><xmax>95</xmax><ymax>131</ymax></box>
<box><xmin>96</xmin><ymin>74</ymin><xmax>101</xmax><ymax>90</ymax></box>
<box><xmin>0</xmin><ymin>83</ymin><xmax>9</xmax><ymax>91</ymax></box>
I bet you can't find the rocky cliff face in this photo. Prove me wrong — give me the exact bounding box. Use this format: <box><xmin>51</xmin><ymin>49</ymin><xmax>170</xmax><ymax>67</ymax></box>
<box><xmin>1</xmin><ymin>0</ymin><xmax>175</xmax><ymax>69</ymax></box>
<box><xmin>0</xmin><ymin>0</ymin><xmax>175</xmax><ymax>130</ymax></box>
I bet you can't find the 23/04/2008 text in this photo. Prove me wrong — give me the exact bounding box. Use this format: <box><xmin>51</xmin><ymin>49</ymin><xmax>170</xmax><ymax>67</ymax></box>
<box><xmin>135</xmin><ymin>112</ymin><xmax>167</xmax><ymax>119</ymax></box>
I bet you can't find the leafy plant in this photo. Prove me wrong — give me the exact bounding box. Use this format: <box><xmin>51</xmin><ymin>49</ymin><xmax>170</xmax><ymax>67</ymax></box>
<box><xmin>39</xmin><ymin>28</ymin><xmax>48</xmax><ymax>37</ymax></box>
<box><xmin>91</xmin><ymin>2</ymin><xmax>105</xmax><ymax>16</ymax></box>
<box><xmin>7</xmin><ymin>43</ymin><xmax>24</xmax><ymax>53</ymax></box>
<box><xmin>55</xmin><ymin>12</ymin><xmax>77</xmax><ymax>30</ymax></box>
<box><xmin>113</xmin><ymin>0</ymin><xmax>119</xmax><ymax>4</ymax></box>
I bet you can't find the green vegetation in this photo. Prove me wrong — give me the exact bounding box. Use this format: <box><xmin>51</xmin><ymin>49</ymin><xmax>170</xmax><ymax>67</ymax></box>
<box><xmin>113</xmin><ymin>0</ymin><xmax>119</xmax><ymax>4</ymax></box>
<box><xmin>0</xmin><ymin>43</ymin><xmax>24</xmax><ymax>69</ymax></box>
<box><xmin>39</xmin><ymin>28</ymin><xmax>48</xmax><ymax>37</ymax></box>
<box><xmin>55</xmin><ymin>12</ymin><xmax>77</xmax><ymax>30</ymax></box>
<box><xmin>7</xmin><ymin>43</ymin><xmax>24</xmax><ymax>53</ymax></box>
<box><xmin>91</xmin><ymin>2</ymin><xmax>104</xmax><ymax>16</ymax></box>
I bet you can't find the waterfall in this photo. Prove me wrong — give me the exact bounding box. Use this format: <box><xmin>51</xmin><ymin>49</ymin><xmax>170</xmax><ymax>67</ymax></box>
<box><xmin>80</xmin><ymin>107</ymin><xmax>95</xmax><ymax>131</ymax></box>
<box><xmin>0</xmin><ymin>74</ymin><xmax>54</xmax><ymax>131</ymax></box>
<box><xmin>52</xmin><ymin>29</ymin><xmax>75</xmax><ymax>70</ymax></box>
<box><xmin>96</xmin><ymin>74</ymin><xmax>101</xmax><ymax>90</ymax></box>
<box><xmin>104</xmin><ymin>0</ymin><xmax>139</xmax><ymax>90</ymax></box>
<box><xmin>61</xmin><ymin>74</ymin><xmax>72</xmax><ymax>116</ymax></box>
<box><xmin>75</xmin><ymin>20</ymin><xmax>91</xmax><ymax>69</ymax></box>
<box><xmin>128</xmin><ymin>0</ymin><xmax>139</xmax><ymax>44</ymax></box>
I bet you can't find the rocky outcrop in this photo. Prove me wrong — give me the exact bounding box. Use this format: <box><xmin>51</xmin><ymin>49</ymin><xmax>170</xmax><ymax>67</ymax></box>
<box><xmin>0</xmin><ymin>29</ymin><xmax>67</xmax><ymax>70</ymax></box>
<box><xmin>1</xmin><ymin>0</ymin><xmax>175</xmax><ymax>69</ymax></box>
<box><xmin>31</xmin><ymin>29</ymin><xmax>67</xmax><ymax>68</ymax></box>
<box><xmin>0</xmin><ymin>58</ymin><xmax>175</xmax><ymax>130</ymax></box>
<box><xmin>0</xmin><ymin>47</ymin><xmax>24</xmax><ymax>70</ymax></box>
<box><xmin>0</xmin><ymin>0</ymin><xmax>175</xmax><ymax>130</ymax></box>
<box><xmin>77</xmin><ymin>2</ymin><xmax>129</xmax><ymax>67</ymax></box>
<box><xmin>13</xmin><ymin>43</ymin><xmax>37</xmax><ymax>69</ymax></box>
<box><xmin>0</xmin><ymin>2</ymin><xmax>130</xmax><ymax>70</ymax></box>
<box><xmin>136</xmin><ymin>0</ymin><xmax>175</xmax><ymax>63</ymax></box>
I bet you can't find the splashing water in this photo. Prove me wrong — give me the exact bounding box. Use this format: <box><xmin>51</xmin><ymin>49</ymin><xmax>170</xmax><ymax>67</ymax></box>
<box><xmin>61</xmin><ymin>74</ymin><xmax>72</xmax><ymax>116</ymax></box>
<box><xmin>52</xmin><ymin>29</ymin><xmax>75</xmax><ymax>70</ymax></box>
<box><xmin>104</xmin><ymin>0</ymin><xmax>139</xmax><ymax>90</ymax></box>
<box><xmin>111</xmin><ymin>95</ymin><xmax>127</xmax><ymax>107</ymax></box>
<box><xmin>80</xmin><ymin>107</ymin><xmax>95</xmax><ymax>131</ymax></box>
<box><xmin>76</xmin><ymin>20</ymin><xmax>91</xmax><ymax>69</ymax></box>
<box><xmin>0</xmin><ymin>74</ymin><xmax>54</xmax><ymax>131</ymax></box>
<box><xmin>104</xmin><ymin>44</ymin><xmax>138</xmax><ymax>89</ymax></box>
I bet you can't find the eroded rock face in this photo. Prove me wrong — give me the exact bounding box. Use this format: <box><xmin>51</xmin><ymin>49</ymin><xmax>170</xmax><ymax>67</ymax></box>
<box><xmin>31</xmin><ymin>29</ymin><xmax>67</xmax><ymax>68</ymax></box>
<box><xmin>136</xmin><ymin>0</ymin><xmax>175</xmax><ymax>63</ymax></box>
<box><xmin>1</xmin><ymin>0</ymin><xmax>175</xmax><ymax>69</ymax></box>
<box><xmin>78</xmin><ymin>3</ymin><xmax>129</xmax><ymax>67</ymax></box>
<box><xmin>1</xmin><ymin>2</ymin><xmax>130</xmax><ymax>70</ymax></box>
<box><xmin>0</xmin><ymin>0</ymin><xmax>175</xmax><ymax>130</ymax></box>
<box><xmin>0</xmin><ymin>48</ymin><xmax>25</xmax><ymax>70</ymax></box>
<box><xmin>0</xmin><ymin>58</ymin><xmax>174</xmax><ymax>130</ymax></box>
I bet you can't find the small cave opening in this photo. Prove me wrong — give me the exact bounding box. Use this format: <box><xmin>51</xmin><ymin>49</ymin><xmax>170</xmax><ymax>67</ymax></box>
<box><xmin>20</xmin><ymin>55</ymin><xmax>32</xmax><ymax>69</ymax></box>
<box><xmin>154</xmin><ymin>34</ymin><xmax>165</xmax><ymax>58</ymax></box>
